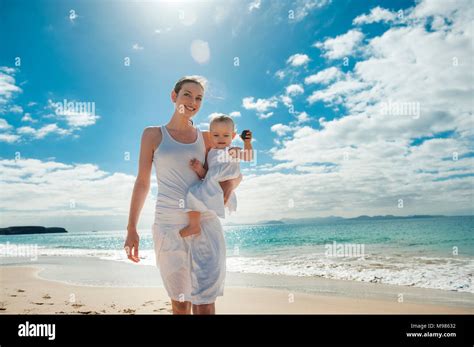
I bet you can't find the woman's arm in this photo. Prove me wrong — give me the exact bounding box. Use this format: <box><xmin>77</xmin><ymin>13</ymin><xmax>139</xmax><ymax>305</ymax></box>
<box><xmin>124</xmin><ymin>127</ymin><xmax>160</xmax><ymax>263</ymax></box>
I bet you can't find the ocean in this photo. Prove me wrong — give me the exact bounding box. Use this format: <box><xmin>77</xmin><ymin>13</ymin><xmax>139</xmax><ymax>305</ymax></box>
<box><xmin>1</xmin><ymin>216</ymin><xmax>473</xmax><ymax>293</ymax></box>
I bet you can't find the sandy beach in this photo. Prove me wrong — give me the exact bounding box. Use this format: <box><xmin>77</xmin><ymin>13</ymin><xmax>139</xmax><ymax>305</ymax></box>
<box><xmin>1</xmin><ymin>265</ymin><xmax>472</xmax><ymax>314</ymax></box>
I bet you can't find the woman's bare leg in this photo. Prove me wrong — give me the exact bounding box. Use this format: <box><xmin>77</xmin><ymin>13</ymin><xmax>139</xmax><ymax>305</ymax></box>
<box><xmin>171</xmin><ymin>300</ymin><xmax>192</xmax><ymax>314</ymax></box>
<box><xmin>192</xmin><ymin>303</ymin><xmax>215</xmax><ymax>315</ymax></box>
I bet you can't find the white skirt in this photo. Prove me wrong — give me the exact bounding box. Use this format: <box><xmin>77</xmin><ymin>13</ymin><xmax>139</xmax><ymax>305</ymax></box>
<box><xmin>152</xmin><ymin>212</ymin><xmax>226</xmax><ymax>305</ymax></box>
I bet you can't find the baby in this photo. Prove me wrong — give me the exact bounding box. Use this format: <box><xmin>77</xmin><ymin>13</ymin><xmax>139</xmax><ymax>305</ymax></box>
<box><xmin>179</xmin><ymin>114</ymin><xmax>253</xmax><ymax>237</ymax></box>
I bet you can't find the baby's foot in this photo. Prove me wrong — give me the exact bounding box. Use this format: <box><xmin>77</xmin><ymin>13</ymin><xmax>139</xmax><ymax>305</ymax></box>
<box><xmin>179</xmin><ymin>224</ymin><xmax>201</xmax><ymax>238</ymax></box>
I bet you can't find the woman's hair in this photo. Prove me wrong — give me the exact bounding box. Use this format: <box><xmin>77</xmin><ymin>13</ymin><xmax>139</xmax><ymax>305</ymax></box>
<box><xmin>174</xmin><ymin>75</ymin><xmax>207</xmax><ymax>95</ymax></box>
<box><xmin>210</xmin><ymin>114</ymin><xmax>234</xmax><ymax>130</ymax></box>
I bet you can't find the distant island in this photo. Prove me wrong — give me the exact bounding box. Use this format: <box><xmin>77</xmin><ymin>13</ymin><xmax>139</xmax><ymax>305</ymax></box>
<box><xmin>0</xmin><ymin>226</ymin><xmax>68</xmax><ymax>235</ymax></box>
<box><xmin>273</xmin><ymin>215</ymin><xmax>449</xmax><ymax>225</ymax></box>
<box><xmin>222</xmin><ymin>214</ymin><xmax>471</xmax><ymax>227</ymax></box>
<box><xmin>261</xmin><ymin>220</ymin><xmax>286</xmax><ymax>225</ymax></box>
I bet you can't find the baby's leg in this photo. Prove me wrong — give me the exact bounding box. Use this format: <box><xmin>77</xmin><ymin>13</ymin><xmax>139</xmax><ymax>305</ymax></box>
<box><xmin>179</xmin><ymin>211</ymin><xmax>201</xmax><ymax>237</ymax></box>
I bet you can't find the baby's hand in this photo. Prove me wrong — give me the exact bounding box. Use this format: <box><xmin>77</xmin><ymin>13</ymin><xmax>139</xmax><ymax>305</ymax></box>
<box><xmin>189</xmin><ymin>158</ymin><xmax>203</xmax><ymax>172</ymax></box>
<box><xmin>240</xmin><ymin>130</ymin><xmax>252</xmax><ymax>143</ymax></box>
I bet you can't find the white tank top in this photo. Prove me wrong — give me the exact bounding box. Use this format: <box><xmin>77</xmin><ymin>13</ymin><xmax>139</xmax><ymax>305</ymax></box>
<box><xmin>153</xmin><ymin>125</ymin><xmax>206</xmax><ymax>224</ymax></box>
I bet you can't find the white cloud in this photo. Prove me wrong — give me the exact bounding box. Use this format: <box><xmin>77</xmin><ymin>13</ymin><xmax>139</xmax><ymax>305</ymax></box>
<box><xmin>17</xmin><ymin>124</ymin><xmax>72</xmax><ymax>139</ymax></box>
<box><xmin>1</xmin><ymin>70</ymin><xmax>100</xmax><ymax>141</ymax></box>
<box><xmin>0</xmin><ymin>158</ymin><xmax>155</xmax><ymax>231</ymax></box>
<box><xmin>190</xmin><ymin>39</ymin><xmax>210</xmax><ymax>64</ymax></box>
<box><xmin>296</xmin><ymin>111</ymin><xmax>310</xmax><ymax>123</ymax></box>
<box><xmin>251</xmin><ymin>0</ymin><xmax>474</xmax><ymax>220</ymax></box>
<box><xmin>231</xmin><ymin>143</ymin><xmax>473</xmax><ymax>223</ymax></box>
<box><xmin>208</xmin><ymin>112</ymin><xmax>222</xmax><ymax>121</ymax></box>
<box><xmin>9</xmin><ymin>105</ymin><xmax>23</xmax><ymax>113</ymax></box>
<box><xmin>154</xmin><ymin>27</ymin><xmax>171</xmax><ymax>34</ymax></box>
<box><xmin>229</xmin><ymin>111</ymin><xmax>241</xmax><ymax>118</ymax></box>
<box><xmin>280</xmin><ymin>95</ymin><xmax>293</xmax><ymax>108</ymax></box>
<box><xmin>0</xmin><ymin>133</ymin><xmax>20</xmax><ymax>143</ymax></box>
<box><xmin>271</xmin><ymin>123</ymin><xmax>294</xmax><ymax>136</ymax></box>
<box><xmin>248</xmin><ymin>0</ymin><xmax>261</xmax><ymax>12</ymax></box>
<box><xmin>0</xmin><ymin>118</ymin><xmax>12</xmax><ymax>130</ymax></box>
<box><xmin>132</xmin><ymin>43</ymin><xmax>144</xmax><ymax>50</ymax></box>
<box><xmin>0</xmin><ymin>67</ymin><xmax>15</xmax><ymax>74</ymax></box>
<box><xmin>410</xmin><ymin>0</ymin><xmax>464</xmax><ymax>20</ymax></box>
<box><xmin>291</xmin><ymin>0</ymin><xmax>332</xmax><ymax>22</ymax></box>
<box><xmin>258</xmin><ymin>112</ymin><xmax>274</xmax><ymax>119</ymax></box>
<box><xmin>275</xmin><ymin>70</ymin><xmax>286</xmax><ymax>79</ymax></box>
<box><xmin>15</xmin><ymin>126</ymin><xmax>35</xmax><ymax>135</ymax></box>
<box><xmin>48</xmin><ymin>99</ymin><xmax>100</xmax><ymax>128</ymax></box>
<box><xmin>21</xmin><ymin>113</ymin><xmax>36</xmax><ymax>122</ymax></box>
<box><xmin>0</xmin><ymin>68</ymin><xmax>24</xmax><ymax>142</ymax></box>
<box><xmin>307</xmin><ymin>75</ymin><xmax>368</xmax><ymax>104</ymax></box>
<box><xmin>286</xmin><ymin>84</ymin><xmax>304</xmax><ymax>96</ymax></box>
<box><xmin>0</xmin><ymin>67</ymin><xmax>21</xmax><ymax>106</ymax></box>
<box><xmin>242</xmin><ymin>96</ymin><xmax>278</xmax><ymax>113</ymax></box>
<box><xmin>60</xmin><ymin>110</ymin><xmax>98</xmax><ymax>128</ymax></box>
<box><xmin>286</xmin><ymin>53</ymin><xmax>310</xmax><ymax>67</ymax></box>
<box><xmin>315</xmin><ymin>29</ymin><xmax>364</xmax><ymax>59</ymax></box>
<box><xmin>196</xmin><ymin>122</ymin><xmax>210</xmax><ymax>131</ymax></box>
<box><xmin>305</xmin><ymin>67</ymin><xmax>343</xmax><ymax>85</ymax></box>
<box><xmin>209</xmin><ymin>111</ymin><xmax>241</xmax><ymax>120</ymax></box>
<box><xmin>353</xmin><ymin>6</ymin><xmax>397</xmax><ymax>25</ymax></box>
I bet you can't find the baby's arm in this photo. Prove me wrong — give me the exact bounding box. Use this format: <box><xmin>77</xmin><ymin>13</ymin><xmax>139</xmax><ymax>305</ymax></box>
<box><xmin>229</xmin><ymin>129</ymin><xmax>253</xmax><ymax>161</ymax></box>
<box><xmin>190</xmin><ymin>158</ymin><xmax>207</xmax><ymax>179</ymax></box>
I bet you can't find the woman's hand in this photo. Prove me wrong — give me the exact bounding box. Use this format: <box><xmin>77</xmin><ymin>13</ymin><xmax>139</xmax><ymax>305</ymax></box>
<box><xmin>220</xmin><ymin>174</ymin><xmax>242</xmax><ymax>205</ymax></box>
<box><xmin>124</xmin><ymin>226</ymin><xmax>140</xmax><ymax>263</ymax></box>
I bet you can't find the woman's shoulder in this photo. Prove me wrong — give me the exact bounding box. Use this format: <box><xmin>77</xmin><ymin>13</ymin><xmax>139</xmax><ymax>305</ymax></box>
<box><xmin>143</xmin><ymin>126</ymin><xmax>163</xmax><ymax>138</ymax></box>
<box><xmin>200</xmin><ymin>130</ymin><xmax>213</xmax><ymax>150</ymax></box>
<box><xmin>142</xmin><ymin>126</ymin><xmax>163</xmax><ymax>151</ymax></box>
<box><xmin>200</xmin><ymin>129</ymin><xmax>209</xmax><ymax>137</ymax></box>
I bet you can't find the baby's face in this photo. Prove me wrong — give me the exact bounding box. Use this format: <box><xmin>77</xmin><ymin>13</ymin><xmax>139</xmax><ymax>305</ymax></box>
<box><xmin>210</xmin><ymin>122</ymin><xmax>235</xmax><ymax>149</ymax></box>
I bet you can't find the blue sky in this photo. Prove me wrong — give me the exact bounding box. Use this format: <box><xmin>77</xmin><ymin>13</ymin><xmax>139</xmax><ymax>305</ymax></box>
<box><xmin>1</xmin><ymin>0</ymin><xmax>473</xmax><ymax>231</ymax></box>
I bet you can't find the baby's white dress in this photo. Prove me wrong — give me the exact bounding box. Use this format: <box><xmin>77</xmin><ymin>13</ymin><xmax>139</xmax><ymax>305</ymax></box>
<box><xmin>185</xmin><ymin>148</ymin><xmax>240</xmax><ymax>218</ymax></box>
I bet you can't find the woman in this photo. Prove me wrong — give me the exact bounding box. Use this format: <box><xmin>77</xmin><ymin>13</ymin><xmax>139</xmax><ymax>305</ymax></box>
<box><xmin>124</xmin><ymin>76</ymin><xmax>241</xmax><ymax>315</ymax></box>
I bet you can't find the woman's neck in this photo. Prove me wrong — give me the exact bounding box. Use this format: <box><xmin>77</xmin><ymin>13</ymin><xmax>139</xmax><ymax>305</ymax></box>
<box><xmin>166</xmin><ymin>112</ymin><xmax>193</xmax><ymax>131</ymax></box>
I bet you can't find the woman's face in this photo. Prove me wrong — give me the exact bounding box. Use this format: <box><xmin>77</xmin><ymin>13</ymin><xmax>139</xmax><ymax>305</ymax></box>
<box><xmin>172</xmin><ymin>82</ymin><xmax>204</xmax><ymax>119</ymax></box>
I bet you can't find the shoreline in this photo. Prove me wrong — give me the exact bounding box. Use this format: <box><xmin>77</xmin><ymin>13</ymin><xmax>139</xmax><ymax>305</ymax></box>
<box><xmin>1</xmin><ymin>258</ymin><xmax>473</xmax><ymax>314</ymax></box>
<box><xmin>2</xmin><ymin>255</ymin><xmax>472</xmax><ymax>308</ymax></box>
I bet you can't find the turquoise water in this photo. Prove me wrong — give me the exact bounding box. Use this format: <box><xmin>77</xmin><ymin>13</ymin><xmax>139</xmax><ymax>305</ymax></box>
<box><xmin>1</xmin><ymin>216</ymin><xmax>473</xmax><ymax>292</ymax></box>
<box><xmin>2</xmin><ymin>216</ymin><xmax>472</xmax><ymax>255</ymax></box>
<box><xmin>225</xmin><ymin>217</ymin><xmax>474</xmax><ymax>257</ymax></box>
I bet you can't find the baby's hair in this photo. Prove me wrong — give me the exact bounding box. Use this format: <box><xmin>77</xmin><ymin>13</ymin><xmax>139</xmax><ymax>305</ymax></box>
<box><xmin>210</xmin><ymin>114</ymin><xmax>235</xmax><ymax>131</ymax></box>
<box><xmin>174</xmin><ymin>75</ymin><xmax>207</xmax><ymax>94</ymax></box>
